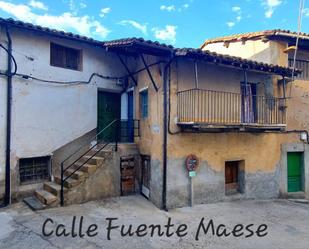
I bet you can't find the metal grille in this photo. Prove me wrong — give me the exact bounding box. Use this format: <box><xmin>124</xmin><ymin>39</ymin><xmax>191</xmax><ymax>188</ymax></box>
<box><xmin>19</xmin><ymin>156</ymin><xmax>50</xmax><ymax>183</ymax></box>
<box><xmin>119</xmin><ymin>119</ymin><xmax>140</xmax><ymax>143</ymax></box>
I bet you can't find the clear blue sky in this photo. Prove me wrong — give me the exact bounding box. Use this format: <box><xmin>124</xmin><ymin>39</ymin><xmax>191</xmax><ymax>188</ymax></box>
<box><xmin>0</xmin><ymin>0</ymin><xmax>308</xmax><ymax>48</ymax></box>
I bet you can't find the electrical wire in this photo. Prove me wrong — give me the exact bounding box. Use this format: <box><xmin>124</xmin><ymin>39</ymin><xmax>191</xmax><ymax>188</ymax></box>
<box><xmin>0</xmin><ymin>41</ymin><xmax>166</xmax><ymax>86</ymax></box>
<box><xmin>15</xmin><ymin>72</ymin><xmax>120</xmax><ymax>85</ymax></box>
<box><xmin>0</xmin><ymin>43</ymin><xmax>17</xmax><ymax>76</ymax></box>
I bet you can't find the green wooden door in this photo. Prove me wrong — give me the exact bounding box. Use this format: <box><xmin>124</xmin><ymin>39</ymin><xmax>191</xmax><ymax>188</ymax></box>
<box><xmin>97</xmin><ymin>91</ymin><xmax>120</xmax><ymax>141</ymax></box>
<box><xmin>287</xmin><ymin>152</ymin><xmax>303</xmax><ymax>192</ymax></box>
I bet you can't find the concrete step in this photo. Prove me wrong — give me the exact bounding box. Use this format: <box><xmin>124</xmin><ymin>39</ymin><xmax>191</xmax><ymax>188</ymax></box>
<box><xmin>72</xmin><ymin>163</ymin><xmax>98</xmax><ymax>174</ymax></box>
<box><xmin>43</xmin><ymin>182</ymin><xmax>68</xmax><ymax>196</ymax></box>
<box><xmin>54</xmin><ymin>175</ymin><xmax>81</xmax><ymax>188</ymax></box>
<box><xmin>64</xmin><ymin>168</ymin><xmax>86</xmax><ymax>180</ymax></box>
<box><xmin>23</xmin><ymin>196</ymin><xmax>46</xmax><ymax>211</ymax></box>
<box><xmin>34</xmin><ymin>189</ymin><xmax>57</xmax><ymax>205</ymax></box>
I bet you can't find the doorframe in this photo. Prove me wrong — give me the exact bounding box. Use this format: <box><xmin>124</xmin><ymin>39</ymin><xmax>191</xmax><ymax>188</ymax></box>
<box><xmin>97</xmin><ymin>89</ymin><xmax>121</xmax><ymax>140</ymax></box>
<box><xmin>140</xmin><ymin>154</ymin><xmax>151</xmax><ymax>199</ymax></box>
<box><xmin>280</xmin><ymin>143</ymin><xmax>309</xmax><ymax>198</ymax></box>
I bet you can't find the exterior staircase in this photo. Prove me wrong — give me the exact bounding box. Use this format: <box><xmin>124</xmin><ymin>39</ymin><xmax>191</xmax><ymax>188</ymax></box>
<box><xmin>24</xmin><ymin>147</ymin><xmax>113</xmax><ymax>210</ymax></box>
<box><xmin>23</xmin><ymin>119</ymin><xmax>140</xmax><ymax>211</ymax></box>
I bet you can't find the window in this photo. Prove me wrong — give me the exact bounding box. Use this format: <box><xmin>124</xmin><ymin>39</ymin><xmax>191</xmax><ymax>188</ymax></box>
<box><xmin>140</xmin><ymin>90</ymin><xmax>148</xmax><ymax>119</ymax></box>
<box><xmin>19</xmin><ymin>156</ymin><xmax>50</xmax><ymax>184</ymax></box>
<box><xmin>50</xmin><ymin>43</ymin><xmax>82</xmax><ymax>70</ymax></box>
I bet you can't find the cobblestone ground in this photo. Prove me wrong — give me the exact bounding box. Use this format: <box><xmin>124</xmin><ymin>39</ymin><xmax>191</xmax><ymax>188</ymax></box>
<box><xmin>0</xmin><ymin>196</ymin><xmax>309</xmax><ymax>249</ymax></box>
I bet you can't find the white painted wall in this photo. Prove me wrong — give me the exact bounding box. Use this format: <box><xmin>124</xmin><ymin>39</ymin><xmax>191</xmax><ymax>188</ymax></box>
<box><xmin>0</xmin><ymin>26</ymin><xmax>136</xmax><ymax>187</ymax></box>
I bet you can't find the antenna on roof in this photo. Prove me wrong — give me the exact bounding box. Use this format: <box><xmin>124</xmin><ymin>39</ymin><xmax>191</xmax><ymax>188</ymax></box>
<box><xmin>291</xmin><ymin>0</ymin><xmax>305</xmax><ymax>81</ymax></box>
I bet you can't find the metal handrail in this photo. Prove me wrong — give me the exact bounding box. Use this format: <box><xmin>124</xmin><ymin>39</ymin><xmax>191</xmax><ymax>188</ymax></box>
<box><xmin>177</xmin><ymin>88</ymin><xmax>286</xmax><ymax>125</ymax></box>
<box><xmin>177</xmin><ymin>88</ymin><xmax>286</xmax><ymax>99</ymax></box>
<box><xmin>60</xmin><ymin>119</ymin><xmax>120</xmax><ymax>206</ymax></box>
<box><xmin>61</xmin><ymin>119</ymin><xmax>118</xmax><ymax>164</ymax></box>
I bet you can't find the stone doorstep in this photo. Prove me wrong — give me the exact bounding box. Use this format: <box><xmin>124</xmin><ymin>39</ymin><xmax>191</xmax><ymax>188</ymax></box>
<box><xmin>34</xmin><ymin>189</ymin><xmax>57</xmax><ymax>205</ymax></box>
<box><xmin>43</xmin><ymin>182</ymin><xmax>68</xmax><ymax>197</ymax></box>
<box><xmin>23</xmin><ymin>196</ymin><xmax>46</xmax><ymax>211</ymax></box>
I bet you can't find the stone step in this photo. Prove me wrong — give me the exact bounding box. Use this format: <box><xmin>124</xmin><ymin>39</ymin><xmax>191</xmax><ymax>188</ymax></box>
<box><xmin>23</xmin><ymin>196</ymin><xmax>46</xmax><ymax>211</ymax></box>
<box><xmin>34</xmin><ymin>189</ymin><xmax>57</xmax><ymax>205</ymax></box>
<box><xmin>81</xmin><ymin>155</ymin><xmax>105</xmax><ymax>165</ymax></box>
<box><xmin>72</xmin><ymin>163</ymin><xmax>98</xmax><ymax>174</ymax></box>
<box><xmin>54</xmin><ymin>175</ymin><xmax>81</xmax><ymax>188</ymax></box>
<box><xmin>94</xmin><ymin>149</ymin><xmax>113</xmax><ymax>158</ymax></box>
<box><xmin>43</xmin><ymin>182</ymin><xmax>68</xmax><ymax>196</ymax></box>
<box><xmin>64</xmin><ymin>168</ymin><xmax>86</xmax><ymax>180</ymax></box>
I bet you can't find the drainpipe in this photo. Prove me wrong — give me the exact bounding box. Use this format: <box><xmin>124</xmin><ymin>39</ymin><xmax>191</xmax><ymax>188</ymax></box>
<box><xmin>194</xmin><ymin>60</ymin><xmax>199</xmax><ymax>89</ymax></box>
<box><xmin>162</xmin><ymin>53</ymin><xmax>175</xmax><ymax>211</ymax></box>
<box><xmin>3</xmin><ymin>25</ymin><xmax>12</xmax><ymax>207</ymax></box>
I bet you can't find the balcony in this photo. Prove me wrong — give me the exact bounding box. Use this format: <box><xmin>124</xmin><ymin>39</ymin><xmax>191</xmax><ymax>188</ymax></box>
<box><xmin>288</xmin><ymin>59</ymin><xmax>309</xmax><ymax>80</ymax></box>
<box><xmin>177</xmin><ymin>89</ymin><xmax>286</xmax><ymax>131</ymax></box>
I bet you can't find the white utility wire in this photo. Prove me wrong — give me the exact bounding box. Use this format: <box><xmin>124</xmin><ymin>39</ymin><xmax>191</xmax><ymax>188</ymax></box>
<box><xmin>291</xmin><ymin>0</ymin><xmax>305</xmax><ymax>81</ymax></box>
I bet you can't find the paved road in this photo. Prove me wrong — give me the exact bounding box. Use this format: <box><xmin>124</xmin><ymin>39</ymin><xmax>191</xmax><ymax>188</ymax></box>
<box><xmin>0</xmin><ymin>196</ymin><xmax>309</xmax><ymax>249</ymax></box>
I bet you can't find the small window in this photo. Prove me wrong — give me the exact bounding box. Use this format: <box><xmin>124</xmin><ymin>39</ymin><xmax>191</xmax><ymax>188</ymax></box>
<box><xmin>19</xmin><ymin>156</ymin><xmax>50</xmax><ymax>184</ymax></box>
<box><xmin>50</xmin><ymin>43</ymin><xmax>82</xmax><ymax>70</ymax></box>
<box><xmin>140</xmin><ymin>90</ymin><xmax>148</xmax><ymax>119</ymax></box>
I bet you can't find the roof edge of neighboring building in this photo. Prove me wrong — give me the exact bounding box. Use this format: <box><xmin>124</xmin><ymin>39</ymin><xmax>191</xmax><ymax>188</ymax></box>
<box><xmin>201</xmin><ymin>29</ymin><xmax>309</xmax><ymax>49</ymax></box>
<box><xmin>175</xmin><ymin>48</ymin><xmax>300</xmax><ymax>77</ymax></box>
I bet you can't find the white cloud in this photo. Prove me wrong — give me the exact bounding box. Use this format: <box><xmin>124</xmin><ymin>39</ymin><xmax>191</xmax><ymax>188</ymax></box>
<box><xmin>0</xmin><ymin>1</ymin><xmax>110</xmax><ymax>38</ymax></box>
<box><xmin>228</xmin><ymin>6</ymin><xmax>241</xmax><ymax>27</ymax></box>
<box><xmin>160</xmin><ymin>3</ymin><xmax>190</xmax><ymax>12</ymax></box>
<box><xmin>303</xmin><ymin>8</ymin><xmax>309</xmax><ymax>17</ymax></box>
<box><xmin>160</xmin><ymin>5</ymin><xmax>175</xmax><ymax>12</ymax></box>
<box><xmin>100</xmin><ymin>7</ymin><xmax>111</xmax><ymax>17</ymax></box>
<box><xmin>152</xmin><ymin>25</ymin><xmax>177</xmax><ymax>44</ymax></box>
<box><xmin>79</xmin><ymin>2</ymin><xmax>87</xmax><ymax>9</ymax></box>
<box><xmin>265</xmin><ymin>9</ymin><xmax>273</xmax><ymax>18</ymax></box>
<box><xmin>227</xmin><ymin>22</ymin><xmax>235</xmax><ymax>28</ymax></box>
<box><xmin>119</xmin><ymin>20</ymin><xmax>147</xmax><ymax>35</ymax></box>
<box><xmin>232</xmin><ymin>6</ymin><xmax>241</xmax><ymax>12</ymax></box>
<box><xmin>28</xmin><ymin>0</ymin><xmax>48</xmax><ymax>11</ymax></box>
<box><xmin>262</xmin><ymin>0</ymin><xmax>282</xmax><ymax>18</ymax></box>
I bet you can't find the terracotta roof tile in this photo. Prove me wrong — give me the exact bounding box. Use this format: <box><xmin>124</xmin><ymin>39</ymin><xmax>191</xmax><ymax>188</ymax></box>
<box><xmin>201</xmin><ymin>29</ymin><xmax>309</xmax><ymax>48</ymax></box>
<box><xmin>175</xmin><ymin>48</ymin><xmax>300</xmax><ymax>76</ymax></box>
<box><xmin>0</xmin><ymin>17</ymin><xmax>299</xmax><ymax>77</ymax></box>
<box><xmin>0</xmin><ymin>17</ymin><xmax>103</xmax><ymax>45</ymax></box>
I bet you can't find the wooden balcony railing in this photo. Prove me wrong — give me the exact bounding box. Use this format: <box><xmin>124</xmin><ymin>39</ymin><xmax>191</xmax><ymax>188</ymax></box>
<box><xmin>177</xmin><ymin>89</ymin><xmax>286</xmax><ymax>127</ymax></box>
<box><xmin>288</xmin><ymin>59</ymin><xmax>309</xmax><ymax>80</ymax></box>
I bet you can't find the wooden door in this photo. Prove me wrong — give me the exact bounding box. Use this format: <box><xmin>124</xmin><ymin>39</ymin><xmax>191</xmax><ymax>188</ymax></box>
<box><xmin>287</xmin><ymin>152</ymin><xmax>303</xmax><ymax>192</ymax></box>
<box><xmin>97</xmin><ymin>91</ymin><xmax>120</xmax><ymax>141</ymax></box>
<box><xmin>225</xmin><ymin>161</ymin><xmax>239</xmax><ymax>191</ymax></box>
<box><xmin>120</xmin><ymin>156</ymin><xmax>135</xmax><ymax>195</ymax></box>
